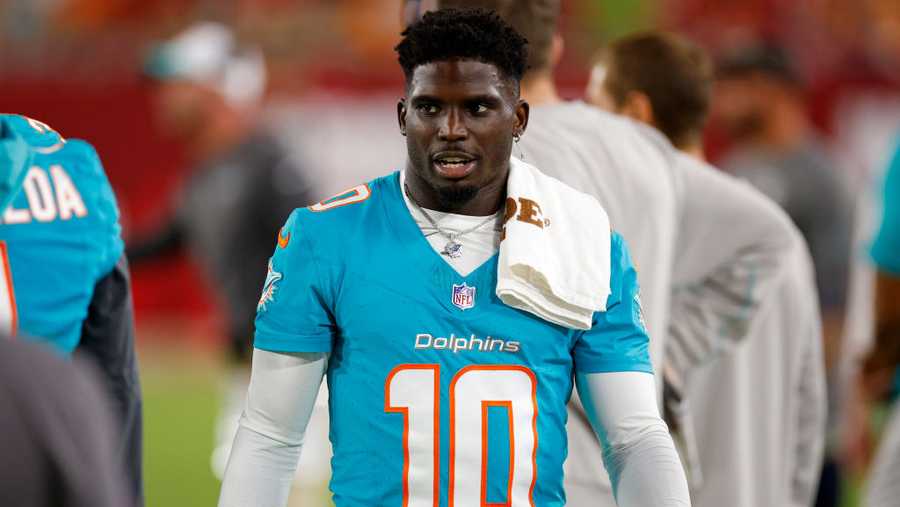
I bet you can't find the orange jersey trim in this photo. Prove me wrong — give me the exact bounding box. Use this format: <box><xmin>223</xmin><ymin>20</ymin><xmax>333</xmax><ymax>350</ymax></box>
<box><xmin>277</xmin><ymin>228</ymin><xmax>291</xmax><ymax>249</ymax></box>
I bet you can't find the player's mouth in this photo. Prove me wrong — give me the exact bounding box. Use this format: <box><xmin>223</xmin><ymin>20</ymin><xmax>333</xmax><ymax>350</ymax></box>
<box><xmin>432</xmin><ymin>151</ymin><xmax>478</xmax><ymax>180</ymax></box>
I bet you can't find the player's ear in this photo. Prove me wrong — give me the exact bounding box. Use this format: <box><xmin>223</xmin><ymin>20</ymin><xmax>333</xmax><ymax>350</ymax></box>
<box><xmin>398</xmin><ymin>98</ymin><xmax>408</xmax><ymax>137</ymax></box>
<box><xmin>549</xmin><ymin>33</ymin><xmax>564</xmax><ymax>69</ymax></box>
<box><xmin>621</xmin><ymin>91</ymin><xmax>655</xmax><ymax>126</ymax></box>
<box><xmin>514</xmin><ymin>99</ymin><xmax>529</xmax><ymax>137</ymax></box>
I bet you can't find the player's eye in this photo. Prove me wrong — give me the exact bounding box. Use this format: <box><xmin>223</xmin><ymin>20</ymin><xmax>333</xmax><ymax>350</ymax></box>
<box><xmin>416</xmin><ymin>104</ymin><xmax>440</xmax><ymax>115</ymax></box>
<box><xmin>468</xmin><ymin>103</ymin><xmax>489</xmax><ymax>115</ymax></box>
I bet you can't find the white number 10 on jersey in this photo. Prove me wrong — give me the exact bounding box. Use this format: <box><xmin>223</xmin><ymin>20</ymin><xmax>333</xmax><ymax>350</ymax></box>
<box><xmin>385</xmin><ymin>364</ymin><xmax>538</xmax><ymax>506</ymax></box>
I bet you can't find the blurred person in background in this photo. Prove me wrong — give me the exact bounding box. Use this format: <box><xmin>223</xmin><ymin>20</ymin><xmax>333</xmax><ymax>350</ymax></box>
<box><xmin>713</xmin><ymin>45</ymin><xmax>854</xmax><ymax>507</ymax></box>
<box><xmin>0</xmin><ymin>114</ymin><xmax>142</xmax><ymax>505</ymax></box>
<box><xmin>855</xmin><ymin>139</ymin><xmax>900</xmax><ymax>507</ymax></box>
<box><xmin>130</xmin><ymin>21</ymin><xmax>324</xmax><ymax>501</ymax></box>
<box><xmin>589</xmin><ymin>32</ymin><xmax>827</xmax><ymax>507</ymax></box>
<box><xmin>415</xmin><ymin>2</ymin><xmax>796</xmax><ymax>505</ymax></box>
<box><xmin>0</xmin><ymin>337</ymin><xmax>131</xmax><ymax>507</ymax></box>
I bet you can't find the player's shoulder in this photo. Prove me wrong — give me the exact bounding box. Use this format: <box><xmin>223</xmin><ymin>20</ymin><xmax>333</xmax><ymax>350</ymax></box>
<box><xmin>536</xmin><ymin>102</ymin><xmax>676</xmax><ymax>172</ymax></box>
<box><xmin>4</xmin><ymin>114</ymin><xmax>109</xmax><ymax>181</ymax></box>
<box><xmin>608</xmin><ymin>229</ymin><xmax>629</xmax><ymax>267</ymax></box>
<box><xmin>38</xmin><ymin>136</ymin><xmax>119</xmax><ymax>223</ymax></box>
<box><xmin>279</xmin><ymin>172</ymin><xmax>395</xmax><ymax>250</ymax></box>
<box><xmin>1</xmin><ymin>114</ymin><xmax>66</xmax><ymax>151</ymax></box>
<box><xmin>13</xmin><ymin>117</ymin><xmax>120</xmax><ymax>234</ymax></box>
<box><xmin>539</xmin><ymin>101</ymin><xmax>664</xmax><ymax>142</ymax></box>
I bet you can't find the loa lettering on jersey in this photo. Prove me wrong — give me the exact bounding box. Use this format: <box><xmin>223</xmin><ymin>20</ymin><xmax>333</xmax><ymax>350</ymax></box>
<box><xmin>1</xmin><ymin>166</ymin><xmax>88</xmax><ymax>224</ymax></box>
<box><xmin>451</xmin><ymin>282</ymin><xmax>476</xmax><ymax>310</ymax></box>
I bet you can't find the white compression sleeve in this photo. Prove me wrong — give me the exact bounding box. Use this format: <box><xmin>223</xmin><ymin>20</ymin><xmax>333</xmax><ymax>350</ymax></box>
<box><xmin>576</xmin><ymin>371</ymin><xmax>691</xmax><ymax>507</ymax></box>
<box><xmin>218</xmin><ymin>349</ymin><xmax>328</xmax><ymax>507</ymax></box>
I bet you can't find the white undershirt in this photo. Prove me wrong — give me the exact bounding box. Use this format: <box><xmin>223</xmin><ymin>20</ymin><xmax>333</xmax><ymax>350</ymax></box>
<box><xmin>399</xmin><ymin>170</ymin><xmax>502</xmax><ymax>276</ymax></box>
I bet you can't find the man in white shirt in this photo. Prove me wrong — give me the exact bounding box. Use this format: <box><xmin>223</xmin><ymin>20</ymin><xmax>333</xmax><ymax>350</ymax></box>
<box><xmin>588</xmin><ymin>31</ymin><xmax>828</xmax><ymax>507</ymax></box>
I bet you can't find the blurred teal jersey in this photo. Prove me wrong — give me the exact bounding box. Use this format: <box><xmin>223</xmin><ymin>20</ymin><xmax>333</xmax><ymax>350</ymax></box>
<box><xmin>254</xmin><ymin>172</ymin><xmax>652</xmax><ymax>507</ymax></box>
<box><xmin>0</xmin><ymin>114</ymin><xmax>123</xmax><ymax>353</ymax></box>
<box><xmin>872</xmin><ymin>138</ymin><xmax>900</xmax><ymax>275</ymax></box>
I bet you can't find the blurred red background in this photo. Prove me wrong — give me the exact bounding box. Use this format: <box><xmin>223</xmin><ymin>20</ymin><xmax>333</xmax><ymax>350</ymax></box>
<box><xmin>3</xmin><ymin>0</ymin><xmax>898</xmax><ymax>346</ymax></box>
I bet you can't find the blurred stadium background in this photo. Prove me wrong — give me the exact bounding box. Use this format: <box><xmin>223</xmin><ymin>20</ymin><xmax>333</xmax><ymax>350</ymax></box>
<box><xmin>2</xmin><ymin>0</ymin><xmax>899</xmax><ymax>505</ymax></box>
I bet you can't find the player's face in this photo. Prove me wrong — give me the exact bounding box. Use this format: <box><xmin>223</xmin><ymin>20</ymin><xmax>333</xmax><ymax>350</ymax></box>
<box><xmin>151</xmin><ymin>80</ymin><xmax>214</xmax><ymax>141</ymax></box>
<box><xmin>712</xmin><ymin>75</ymin><xmax>767</xmax><ymax>141</ymax></box>
<box><xmin>399</xmin><ymin>59</ymin><xmax>528</xmax><ymax>211</ymax></box>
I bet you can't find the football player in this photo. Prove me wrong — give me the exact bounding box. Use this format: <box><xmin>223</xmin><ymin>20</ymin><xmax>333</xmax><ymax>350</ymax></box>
<box><xmin>218</xmin><ymin>9</ymin><xmax>690</xmax><ymax>507</ymax></box>
<box><xmin>589</xmin><ymin>32</ymin><xmax>827</xmax><ymax>507</ymax></box>
<box><xmin>0</xmin><ymin>114</ymin><xmax>142</xmax><ymax>504</ymax></box>
<box><xmin>858</xmin><ymin>139</ymin><xmax>900</xmax><ymax>507</ymax></box>
<box><xmin>412</xmin><ymin>2</ymin><xmax>798</xmax><ymax>505</ymax></box>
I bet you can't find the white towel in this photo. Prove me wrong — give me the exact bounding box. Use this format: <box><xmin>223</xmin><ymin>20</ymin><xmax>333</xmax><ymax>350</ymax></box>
<box><xmin>496</xmin><ymin>157</ymin><xmax>612</xmax><ymax>330</ymax></box>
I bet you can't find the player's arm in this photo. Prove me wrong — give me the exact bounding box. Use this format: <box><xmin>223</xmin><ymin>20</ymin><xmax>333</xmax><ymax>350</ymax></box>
<box><xmin>125</xmin><ymin>184</ymin><xmax>188</xmax><ymax>263</ymax></box>
<box><xmin>71</xmin><ymin>139</ymin><xmax>144</xmax><ymax>507</ymax></box>
<box><xmin>74</xmin><ymin>255</ymin><xmax>143</xmax><ymax>506</ymax></box>
<box><xmin>218</xmin><ymin>349</ymin><xmax>327</xmax><ymax>507</ymax></box>
<box><xmin>862</xmin><ymin>143</ymin><xmax>900</xmax><ymax>393</ymax></box>
<box><xmin>577</xmin><ymin>372</ymin><xmax>689</xmax><ymax>506</ymax></box>
<box><xmin>218</xmin><ymin>209</ymin><xmax>337</xmax><ymax>507</ymax></box>
<box><xmin>125</xmin><ymin>219</ymin><xmax>186</xmax><ymax>263</ymax></box>
<box><xmin>573</xmin><ymin>232</ymin><xmax>691</xmax><ymax>506</ymax></box>
<box><xmin>666</xmin><ymin>153</ymin><xmax>795</xmax><ymax>377</ymax></box>
<box><xmin>792</xmin><ymin>309</ymin><xmax>828</xmax><ymax>507</ymax></box>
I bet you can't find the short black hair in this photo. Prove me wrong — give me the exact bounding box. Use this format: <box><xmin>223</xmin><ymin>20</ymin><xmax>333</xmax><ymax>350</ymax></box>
<box><xmin>395</xmin><ymin>8</ymin><xmax>529</xmax><ymax>86</ymax></box>
<box><xmin>716</xmin><ymin>44</ymin><xmax>800</xmax><ymax>86</ymax></box>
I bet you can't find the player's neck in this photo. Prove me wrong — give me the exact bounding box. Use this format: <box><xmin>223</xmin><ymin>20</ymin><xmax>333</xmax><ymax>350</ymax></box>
<box><xmin>521</xmin><ymin>73</ymin><xmax>561</xmax><ymax>107</ymax></box>
<box><xmin>404</xmin><ymin>165</ymin><xmax>508</xmax><ymax>217</ymax></box>
<box><xmin>680</xmin><ymin>143</ymin><xmax>706</xmax><ymax>162</ymax></box>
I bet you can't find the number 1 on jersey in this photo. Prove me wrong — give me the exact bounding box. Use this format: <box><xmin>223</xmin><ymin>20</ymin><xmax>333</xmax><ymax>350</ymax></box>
<box><xmin>386</xmin><ymin>365</ymin><xmax>440</xmax><ymax>507</ymax></box>
<box><xmin>386</xmin><ymin>364</ymin><xmax>538</xmax><ymax>506</ymax></box>
<box><xmin>0</xmin><ymin>242</ymin><xmax>18</xmax><ymax>336</ymax></box>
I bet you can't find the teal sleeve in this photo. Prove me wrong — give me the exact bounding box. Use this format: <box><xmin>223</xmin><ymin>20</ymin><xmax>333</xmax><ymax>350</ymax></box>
<box><xmin>573</xmin><ymin>232</ymin><xmax>653</xmax><ymax>374</ymax></box>
<box><xmin>5</xmin><ymin>114</ymin><xmax>65</xmax><ymax>149</ymax></box>
<box><xmin>0</xmin><ymin>116</ymin><xmax>33</xmax><ymax>212</ymax></box>
<box><xmin>871</xmin><ymin>140</ymin><xmax>900</xmax><ymax>275</ymax></box>
<box><xmin>74</xmin><ymin>141</ymin><xmax>124</xmax><ymax>280</ymax></box>
<box><xmin>253</xmin><ymin>209</ymin><xmax>336</xmax><ymax>353</ymax></box>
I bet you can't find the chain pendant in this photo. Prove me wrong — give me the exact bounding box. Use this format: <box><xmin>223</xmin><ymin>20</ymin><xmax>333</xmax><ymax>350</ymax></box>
<box><xmin>442</xmin><ymin>240</ymin><xmax>463</xmax><ymax>258</ymax></box>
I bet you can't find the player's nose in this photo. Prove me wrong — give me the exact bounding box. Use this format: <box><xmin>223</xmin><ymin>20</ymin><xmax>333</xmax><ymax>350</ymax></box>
<box><xmin>438</xmin><ymin>107</ymin><xmax>468</xmax><ymax>142</ymax></box>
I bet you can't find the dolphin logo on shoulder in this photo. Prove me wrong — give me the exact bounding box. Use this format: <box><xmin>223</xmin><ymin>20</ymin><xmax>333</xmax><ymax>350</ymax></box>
<box><xmin>277</xmin><ymin>227</ymin><xmax>291</xmax><ymax>249</ymax></box>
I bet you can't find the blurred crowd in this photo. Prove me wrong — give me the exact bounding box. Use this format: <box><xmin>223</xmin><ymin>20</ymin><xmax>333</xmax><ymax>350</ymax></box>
<box><xmin>2</xmin><ymin>0</ymin><xmax>900</xmax><ymax>506</ymax></box>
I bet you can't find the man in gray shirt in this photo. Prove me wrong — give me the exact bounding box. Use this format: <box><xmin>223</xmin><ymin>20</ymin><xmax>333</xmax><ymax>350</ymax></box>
<box><xmin>132</xmin><ymin>22</ymin><xmax>318</xmax><ymax>479</ymax></box>
<box><xmin>589</xmin><ymin>31</ymin><xmax>827</xmax><ymax>507</ymax></box>
<box><xmin>715</xmin><ymin>45</ymin><xmax>853</xmax><ymax>506</ymax></box>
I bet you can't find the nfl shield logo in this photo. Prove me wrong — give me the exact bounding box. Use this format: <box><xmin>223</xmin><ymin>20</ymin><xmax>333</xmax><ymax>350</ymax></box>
<box><xmin>451</xmin><ymin>283</ymin><xmax>476</xmax><ymax>310</ymax></box>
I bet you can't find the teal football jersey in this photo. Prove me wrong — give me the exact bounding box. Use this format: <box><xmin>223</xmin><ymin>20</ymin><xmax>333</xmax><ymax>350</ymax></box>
<box><xmin>872</xmin><ymin>138</ymin><xmax>900</xmax><ymax>275</ymax></box>
<box><xmin>0</xmin><ymin>114</ymin><xmax>123</xmax><ymax>353</ymax></box>
<box><xmin>254</xmin><ymin>172</ymin><xmax>652</xmax><ymax>506</ymax></box>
